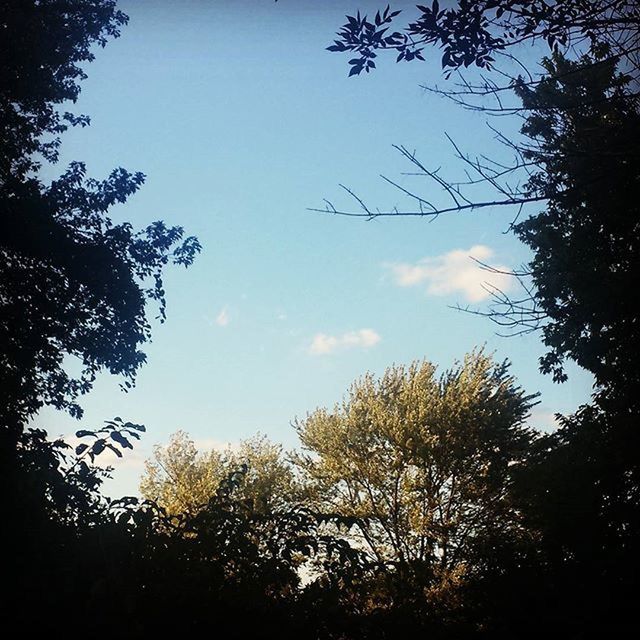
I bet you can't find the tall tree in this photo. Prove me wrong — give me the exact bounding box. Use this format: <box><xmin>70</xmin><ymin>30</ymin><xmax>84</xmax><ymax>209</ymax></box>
<box><xmin>0</xmin><ymin>1</ymin><xmax>201</xmax><ymax>425</ymax></box>
<box><xmin>510</xmin><ymin>54</ymin><xmax>640</xmax><ymax>392</ymax></box>
<box><xmin>293</xmin><ymin>351</ymin><xmax>537</xmax><ymax>590</ymax></box>
<box><xmin>321</xmin><ymin>3</ymin><xmax>640</xmax><ymax>394</ymax></box>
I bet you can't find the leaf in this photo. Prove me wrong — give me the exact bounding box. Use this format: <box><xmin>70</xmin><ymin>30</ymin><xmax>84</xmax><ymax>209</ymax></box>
<box><xmin>75</xmin><ymin>429</ymin><xmax>95</xmax><ymax>438</ymax></box>
<box><xmin>348</xmin><ymin>65</ymin><xmax>362</xmax><ymax>76</ymax></box>
<box><xmin>111</xmin><ymin>431</ymin><xmax>133</xmax><ymax>449</ymax></box>
<box><xmin>75</xmin><ymin>443</ymin><xmax>89</xmax><ymax>455</ymax></box>
<box><xmin>91</xmin><ymin>440</ymin><xmax>106</xmax><ymax>456</ymax></box>
<box><xmin>106</xmin><ymin>443</ymin><xmax>123</xmax><ymax>458</ymax></box>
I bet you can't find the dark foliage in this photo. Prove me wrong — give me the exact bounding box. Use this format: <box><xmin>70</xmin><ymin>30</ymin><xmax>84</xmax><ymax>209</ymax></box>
<box><xmin>512</xmin><ymin>54</ymin><xmax>640</xmax><ymax>391</ymax></box>
<box><xmin>0</xmin><ymin>1</ymin><xmax>201</xmax><ymax>424</ymax></box>
<box><xmin>0</xmin><ymin>165</ymin><xmax>201</xmax><ymax>423</ymax></box>
<box><xmin>329</xmin><ymin>1</ymin><xmax>639</xmax><ymax>78</ymax></box>
<box><xmin>0</xmin><ymin>0</ymin><xmax>127</xmax><ymax>180</ymax></box>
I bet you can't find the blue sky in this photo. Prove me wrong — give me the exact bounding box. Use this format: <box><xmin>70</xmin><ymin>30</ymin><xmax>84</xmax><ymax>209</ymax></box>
<box><xmin>37</xmin><ymin>0</ymin><xmax>594</xmax><ymax>496</ymax></box>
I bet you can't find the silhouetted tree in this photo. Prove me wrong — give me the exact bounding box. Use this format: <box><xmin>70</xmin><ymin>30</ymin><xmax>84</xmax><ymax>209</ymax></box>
<box><xmin>1</xmin><ymin>1</ymin><xmax>201</xmax><ymax>425</ymax></box>
<box><xmin>322</xmin><ymin>9</ymin><xmax>640</xmax><ymax>629</ymax></box>
<box><xmin>0</xmin><ymin>4</ymin><xmax>201</xmax><ymax>633</ymax></box>
<box><xmin>0</xmin><ymin>0</ymin><xmax>127</xmax><ymax>180</ymax></box>
<box><xmin>328</xmin><ymin>1</ymin><xmax>639</xmax><ymax>79</ymax></box>
<box><xmin>322</xmin><ymin>4</ymin><xmax>640</xmax><ymax>394</ymax></box>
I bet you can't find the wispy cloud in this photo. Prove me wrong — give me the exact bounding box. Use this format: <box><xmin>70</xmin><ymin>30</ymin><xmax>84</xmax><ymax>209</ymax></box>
<box><xmin>309</xmin><ymin>328</ymin><xmax>381</xmax><ymax>356</ymax></box>
<box><xmin>386</xmin><ymin>245</ymin><xmax>514</xmax><ymax>303</ymax></box>
<box><xmin>215</xmin><ymin>306</ymin><xmax>230</xmax><ymax>327</ymax></box>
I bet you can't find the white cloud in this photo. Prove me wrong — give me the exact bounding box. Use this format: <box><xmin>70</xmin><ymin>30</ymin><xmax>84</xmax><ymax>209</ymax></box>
<box><xmin>528</xmin><ymin>408</ymin><xmax>561</xmax><ymax>433</ymax></box>
<box><xmin>309</xmin><ymin>328</ymin><xmax>381</xmax><ymax>356</ymax></box>
<box><xmin>386</xmin><ymin>245</ymin><xmax>514</xmax><ymax>303</ymax></box>
<box><xmin>215</xmin><ymin>306</ymin><xmax>230</xmax><ymax>327</ymax></box>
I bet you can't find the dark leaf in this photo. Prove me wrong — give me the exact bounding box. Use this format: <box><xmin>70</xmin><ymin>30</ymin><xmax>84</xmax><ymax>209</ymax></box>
<box><xmin>91</xmin><ymin>440</ymin><xmax>106</xmax><ymax>456</ymax></box>
<box><xmin>106</xmin><ymin>443</ymin><xmax>123</xmax><ymax>458</ymax></box>
<box><xmin>111</xmin><ymin>431</ymin><xmax>133</xmax><ymax>449</ymax></box>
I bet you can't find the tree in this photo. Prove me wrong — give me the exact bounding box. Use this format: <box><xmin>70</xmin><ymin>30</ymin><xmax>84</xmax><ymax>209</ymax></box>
<box><xmin>140</xmin><ymin>430</ymin><xmax>296</xmax><ymax>517</ymax></box>
<box><xmin>0</xmin><ymin>0</ymin><xmax>128</xmax><ymax>181</ymax></box>
<box><xmin>0</xmin><ymin>1</ymin><xmax>201</xmax><ymax>425</ymax></box>
<box><xmin>509</xmin><ymin>54</ymin><xmax>640</xmax><ymax>392</ymax></box>
<box><xmin>321</xmin><ymin>11</ymin><xmax>640</xmax><ymax>626</ymax></box>
<box><xmin>320</xmin><ymin>3</ymin><xmax>640</xmax><ymax>394</ymax></box>
<box><xmin>1</xmin><ymin>5</ymin><xmax>202</xmax><ymax>628</ymax></box>
<box><xmin>293</xmin><ymin>351</ymin><xmax>537</xmax><ymax>592</ymax></box>
<box><xmin>316</xmin><ymin>51</ymin><xmax>640</xmax><ymax>396</ymax></box>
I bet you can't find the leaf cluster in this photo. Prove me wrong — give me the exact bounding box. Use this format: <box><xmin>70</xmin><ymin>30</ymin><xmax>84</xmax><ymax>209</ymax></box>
<box><xmin>329</xmin><ymin>1</ymin><xmax>640</xmax><ymax>79</ymax></box>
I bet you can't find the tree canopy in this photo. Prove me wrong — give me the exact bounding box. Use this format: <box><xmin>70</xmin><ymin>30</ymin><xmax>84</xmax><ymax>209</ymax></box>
<box><xmin>322</xmin><ymin>3</ymin><xmax>640</xmax><ymax>393</ymax></box>
<box><xmin>294</xmin><ymin>351</ymin><xmax>537</xmax><ymax>584</ymax></box>
<box><xmin>0</xmin><ymin>0</ymin><xmax>201</xmax><ymax>425</ymax></box>
<box><xmin>510</xmin><ymin>54</ymin><xmax>640</xmax><ymax>391</ymax></box>
<box><xmin>0</xmin><ymin>0</ymin><xmax>127</xmax><ymax>180</ymax></box>
<box><xmin>140</xmin><ymin>431</ymin><xmax>296</xmax><ymax>517</ymax></box>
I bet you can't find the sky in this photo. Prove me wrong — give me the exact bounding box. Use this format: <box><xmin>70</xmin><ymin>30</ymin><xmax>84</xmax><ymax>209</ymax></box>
<box><xmin>37</xmin><ymin>0</ymin><xmax>594</xmax><ymax>496</ymax></box>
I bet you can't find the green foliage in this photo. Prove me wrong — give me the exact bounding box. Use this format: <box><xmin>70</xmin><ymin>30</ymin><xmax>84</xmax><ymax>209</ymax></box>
<box><xmin>294</xmin><ymin>351</ymin><xmax>537</xmax><ymax>589</ymax></box>
<box><xmin>140</xmin><ymin>431</ymin><xmax>296</xmax><ymax>517</ymax></box>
